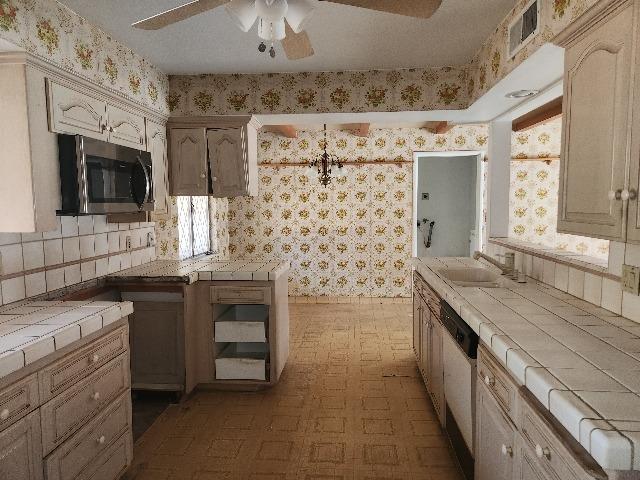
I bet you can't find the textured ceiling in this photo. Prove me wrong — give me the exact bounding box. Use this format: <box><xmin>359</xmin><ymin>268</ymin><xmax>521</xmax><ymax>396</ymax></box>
<box><xmin>57</xmin><ymin>0</ymin><xmax>517</xmax><ymax>74</ymax></box>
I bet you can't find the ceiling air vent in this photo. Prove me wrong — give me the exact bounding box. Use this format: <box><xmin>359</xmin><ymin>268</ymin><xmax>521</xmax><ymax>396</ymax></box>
<box><xmin>508</xmin><ymin>0</ymin><xmax>540</xmax><ymax>58</ymax></box>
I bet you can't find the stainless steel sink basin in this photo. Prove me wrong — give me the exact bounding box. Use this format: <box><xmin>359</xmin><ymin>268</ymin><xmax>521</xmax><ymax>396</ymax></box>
<box><xmin>439</xmin><ymin>267</ymin><xmax>501</xmax><ymax>287</ymax></box>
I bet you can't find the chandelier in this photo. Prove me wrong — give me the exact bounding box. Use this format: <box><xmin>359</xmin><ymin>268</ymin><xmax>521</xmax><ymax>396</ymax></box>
<box><xmin>226</xmin><ymin>0</ymin><xmax>315</xmax><ymax>58</ymax></box>
<box><xmin>309</xmin><ymin>124</ymin><xmax>344</xmax><ymax>187</ymax></box>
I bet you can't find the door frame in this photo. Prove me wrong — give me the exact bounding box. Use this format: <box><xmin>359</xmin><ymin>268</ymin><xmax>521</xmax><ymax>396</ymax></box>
<box><xmin>412</xmin><ymin>150</ymin><xmax>486</xmax><ymax>257</ymax></box>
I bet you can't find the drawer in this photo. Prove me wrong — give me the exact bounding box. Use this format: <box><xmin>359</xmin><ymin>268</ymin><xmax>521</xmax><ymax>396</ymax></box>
<box><xmin>0</xmin><ymin>373</ymin><xmax>39</xmax><ymax>432</ymax></box>
<box><xmin>478</xmin><ymin>345</ymin><xmax>518</xmax><ymax>420</ymax></box>
<box><xmin>210</xmin><ymin>286</ymin><xmax>271</xmax><ymax>305</ymax></box>
<box><xmin>80</xmin><ymin>431</ymin><xmax>132</xmax><ymax>480</ymax></box>
<box><xmin>215</xmin><ymin>343</ymin><xmax>268</xmax><ymax>381</ymax></box>
<box><xmin>39</xmin><ymin>325</ymin><xmax>128</xmax><ymax>403</ymax></box>
<box><xmin>45</xmin><ymin>391</ymin><xmax>131</xmax><ymax>480</ymax></box>
<box><xmin>41</xmin><ymin>353</ymin><xmax>130</xmax><ymax>455</ymax></box>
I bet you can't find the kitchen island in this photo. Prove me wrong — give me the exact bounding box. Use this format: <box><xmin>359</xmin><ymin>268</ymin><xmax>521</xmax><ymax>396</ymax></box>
<box><xmin>413</xmin><ymin>256</ymin><xmax>640</xmax><ymax>479</ymax></box>
<box><xmin>107</xmin><ymin>257</ymin><xmax>290</xmax><ymax>393</ymax></box>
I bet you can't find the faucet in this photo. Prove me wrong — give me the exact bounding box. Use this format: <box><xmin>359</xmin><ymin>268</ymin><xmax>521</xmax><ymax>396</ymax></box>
<box><xmin>473</xmin><ymin>251</ymin><xmax>515</xmax><ymax>275</ymax></box>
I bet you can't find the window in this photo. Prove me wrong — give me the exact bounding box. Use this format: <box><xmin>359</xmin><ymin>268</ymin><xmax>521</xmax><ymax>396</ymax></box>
<box><xmin>177</xmin><ymin>196</ymin><xmax>211</xmax><ymax>258</ymax></box>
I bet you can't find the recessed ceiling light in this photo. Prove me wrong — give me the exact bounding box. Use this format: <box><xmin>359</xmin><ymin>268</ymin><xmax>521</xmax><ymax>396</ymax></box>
<box><xmin>505</xmin><ymin>89</ymin><xmax>540</xmax><ymax>99</ymax></box>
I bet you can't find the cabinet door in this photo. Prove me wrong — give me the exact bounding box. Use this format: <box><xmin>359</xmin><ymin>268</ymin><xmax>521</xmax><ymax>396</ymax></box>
<box><xmin>46</xmin><ymin>80</ymin><xmax>107</xmax><ymax>140</ymax></box>
<box><xmin>412</xmin><ymin>292</ymin><xmax>422</xmax><ymax>362</ymax></box>
<box><xmin>106</xmin><ymin>104</ymin><xmax>146</xmax><ymax>149</ymax></box>
<box><xmin>515</xmin><ymin>436</ymin><xmax>555</xmax><ymax>480</ymax></box>
<box><xmin>475</xmin><ymin>382</ymin><xmax>517</xmax><ymax>480</ymax></box>
<box><xmin>557</xmin><ymin>4</ymin><xmax>633</xmax><ymax>240</ymax></box>
<box><xmin>129</xmin><ymin>301</ymin><xmax>185</xmax><ymax>389</ymax></box>
<box><xmin>0</xmin><ymin>410</ymin><xmax>43</xmax><ymax>480</ymax></box>
<box><xmin>207</xmin><ymin>128</ymin><xmax>248</xmax><ymax>197</ymax></box>
<box><xmin>169</xmin><ymin>128</ymin><xmax>208</xmax><ymax>195</ymax></box>
<box><xmin>429</xmin><ymin>318</ymin><xmax>445</xmax><ymax>424</ymax></box>
<box><xmin>420</xmin><ymin>303</ymin><xmax>430</xmax><ymax>379</ymax></box>
<box><xmin>147</xmin><ymin>121</ymin><xmax>170</xmax><ymax>220</ymax></box>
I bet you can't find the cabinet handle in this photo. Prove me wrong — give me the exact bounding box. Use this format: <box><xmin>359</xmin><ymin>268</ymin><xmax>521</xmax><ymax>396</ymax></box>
<box><xmin>91</xmin><ymin>353</ymin><xmax>100</xmax><ymax>364</ymax></box>
<box><xmin>0</xmin><ymin>408</ymin><xmax>9</xmax><ymax>421</ymax></box>
<box><xmin>535</xmin><ymin>444</ymin><xmax>550</xmax><ymax>460</ymax></box>
<box><xmin>484</xmin><ymin>375</ymin><xmax>495</xmax><ymax>387</ymax></box>
<box><xmin>608</xmin><ymin>189</ymin><xmax>623</xmax><ymax>201</ymax></box>
<box><xmin>96</xmin><ymin>435</ymin><xmax>106</xmax><ymax>445</ymax></box>
<box><xmin>501</xmin><ymin>444</ymin><xmax>513</xmax><ymax>457</ymax></box>
<box><xmin>621</xmin><ymin>189</ymin><xmax>638</xmax><ymax>201</ymax></box>
<box><xmin>91</xmin><ymin>391</ymin><xmax>101</xmax><ymax>401</ymax></box>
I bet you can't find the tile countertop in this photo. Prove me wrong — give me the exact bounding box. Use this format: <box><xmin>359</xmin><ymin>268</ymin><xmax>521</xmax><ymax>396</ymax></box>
<box><xmin>0</xmin><ymin>300</ymin><xmax>133</xmax><ymax>379</ymax></box>
<box><xmin>106</xmin><ymin>257</ymin><xmax>291</xmax><ymax>284</ymax></box>
<box><xmin>412</xmin><ymin>256</ymin><xmax>640</xmax><ymax>472</ymax></box>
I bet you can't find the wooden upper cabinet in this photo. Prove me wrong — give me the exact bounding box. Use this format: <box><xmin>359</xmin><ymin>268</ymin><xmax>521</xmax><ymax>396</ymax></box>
<box><xmin>147</xmin><ymin>121</ymin><xmax>170</xmax><ymax>220</ymax></box>
<box><xmin>46</xmin><ymin>79</ymin><xmax>108</xmax><ymax>140</ymax></box>
<box><xmin>168</xmin><ymin>116</ymin><xmax>260</xmax><ymax>198</ymax></box>
<box><xmin>106</xmin><ymin>104</ymin><xmax>146</xmax><ymax>149</ymax></box>
<box><xmin>169</xmin><ymin>127</ymin><xmax>208</xmax><ymax>196</ymax></box>
<box><xmin>555</xmin><ymin>0</ymin><xmax>635</xmax><ymax>241</ymax></box>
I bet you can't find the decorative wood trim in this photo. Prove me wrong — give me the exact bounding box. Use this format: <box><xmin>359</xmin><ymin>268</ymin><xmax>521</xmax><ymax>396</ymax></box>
<box><xmin>168</xmin><ymin>115</ymin><xmax>262</xmax><ymax>130</ymax></box>
<box><xmin>512</xmin><ymin>97</ymin><xmax>563</xmax><ymax>132</ymax></box>
<box><xmin>553</xmin><ymin>0</ymin><xmax>631</xmax><ymax>48</ymax></box>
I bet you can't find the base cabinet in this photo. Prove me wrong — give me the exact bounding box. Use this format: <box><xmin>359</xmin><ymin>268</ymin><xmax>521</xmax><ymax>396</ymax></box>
<box><xmin>0</xmin><ymin>410</ymin><xmax>43</xmax><ymax>480</ymax></box>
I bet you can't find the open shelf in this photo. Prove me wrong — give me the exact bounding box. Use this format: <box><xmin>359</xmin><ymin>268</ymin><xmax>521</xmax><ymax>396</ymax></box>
<box><xmin>213</xmin><ymin>304</ymin><xmax>269</xmax><ymax>343</ymax></box>
<box><xmin>214</xmin><ymin>342</ymin><xmax>270</xmax><ymax>381</ymax></box>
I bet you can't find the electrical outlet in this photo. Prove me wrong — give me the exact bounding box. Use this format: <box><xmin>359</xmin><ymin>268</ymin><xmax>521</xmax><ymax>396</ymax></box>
<box><xmin>622</xmin><ymin>264</ymin><xmax>640</xmax><ymax>295</ymax></box>
<box><xmin>125</xmin><ymin>236</ymin><xmax>132</xmax><ymax>251</ymax></box>
<box><xmin>146</xmin><ymin>232</ymin><xmax>155</xmax><ymax>247</ymax></box>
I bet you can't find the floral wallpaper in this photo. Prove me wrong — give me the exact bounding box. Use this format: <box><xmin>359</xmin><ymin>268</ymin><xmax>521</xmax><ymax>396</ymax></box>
<box><xmin>468</xmin><ymin>0</ymin><xmax>600</xmax><ymax>102</ymax></box>
<box><xmin>224</xmin><ymin>125</ymin><xmax>489</xmax><ymax>297</ymax></box>
<box><xmin>168</xmin><ymin>66</ymin><xmax>469</xmax><ymax>116</ymax></box>
<box><xmin>509</xmin><ymin>117</ymin><xmax>609</xmax><ymax>260</ymax></box>
<box><xmin>0</xmin><ymin>0</ymin><xmax>168</xmax><ymax>115</ymax></box>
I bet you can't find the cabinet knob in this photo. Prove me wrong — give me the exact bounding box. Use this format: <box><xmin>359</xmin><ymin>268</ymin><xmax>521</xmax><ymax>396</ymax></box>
<box><xmin>108</xmin><ymin>126</ymin><xmax>114</xmax><ymax>133</ymax></box>
<box><xmin>535</xmin><ymin>444</ymin><xmax>550</xmax><ymax>459</ymax></box>
<box><xmin>501</xmin><ymin>444</ymin><xmax>513</xmax><ymax>457</ymax></box>
<box><xmin>212</xmin><ymin>176</ymin><xmax>218</xmax><ymax>181</ymax></box>
<box><xmin>200</xmin><ymin>173</ymin><xmax>206</xmax><ymax>179</ymax></box>
<box><xmin>96</xmin><ymin>435</ymin><xmax>106</xmax><ymax>445</ymax></box>
<box><xmin>91</xmin><ymin>353</ymin><xmax>100</xmax><ymax>364</ymax></box>
<box><xmin>0</xmin><ymin>408</ymin><xmax>9</xmax><ymax>421</ymax></box>
<box><xmin>621</xmin><ymin>189</ymin><xmax>638</xmax><ymax>201</ymax></box>
<box><xmin>91</xmin><ymin>391</ymin><xmax>101</xmax><ymax>401</ymax></box>
<box><xmin>484</xmin><ymin>375</ymin><xmax>495</xmax><ymax>387</ymax></box>
<box><xmin>608</xmin><ymin>189</ymin><xmax>622</xmax><ymax>201</ymax></box>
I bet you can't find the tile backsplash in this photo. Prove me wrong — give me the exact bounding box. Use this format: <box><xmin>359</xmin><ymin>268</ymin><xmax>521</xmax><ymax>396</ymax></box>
<box><xmin>0</xmin><ymin>215</ymin><xmax>156</xmax><ymax>306</ymax></box>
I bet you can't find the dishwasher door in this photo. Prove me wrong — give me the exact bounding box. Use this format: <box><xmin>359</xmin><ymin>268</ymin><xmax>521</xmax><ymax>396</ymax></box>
<box><xmin>443</xmin><ymin>331</ymin><xmax>476</xmax><ymax>454</ymax></box>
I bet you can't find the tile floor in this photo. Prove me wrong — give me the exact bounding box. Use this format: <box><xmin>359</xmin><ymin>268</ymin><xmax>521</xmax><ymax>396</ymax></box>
<box><xmin>124</xmin><ymin>301</ymin><xmax>462</xmax><ymax>479</ymax></box>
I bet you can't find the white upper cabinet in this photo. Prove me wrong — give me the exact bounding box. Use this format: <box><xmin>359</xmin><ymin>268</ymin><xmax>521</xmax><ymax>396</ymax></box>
<box><xmin>105</xmin><ymin>104</ymin><xmax>146</xmax><ymax>149</ymax></box>
<box><xmin>147</xmin><ymin>121</ymin><xmax>170</xmax><ymax>220</ymax></box>
<box><xmin>168</xmin><ymin>116</ymin><xmax>260</xmax><ymax>198</ymax></box>
<box><xmin>555</xmin><ymin>0</ymin><xmax>637</xmax><ymax>242</ymax></box>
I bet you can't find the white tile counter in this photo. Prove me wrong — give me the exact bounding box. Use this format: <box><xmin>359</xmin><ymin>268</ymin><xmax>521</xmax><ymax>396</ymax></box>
<box><xmin>0</xmin><ymin>300</ymin><xmax>133</xmax><ymax>378</ymax></box>
<box><xmin>107</xmin><ymin>257</ymin><xmax>290</xmax><ymax>284</ymax></box>
<box><xmin>413</xmin><ymin>256</ymin><xmax>640</xmax><ymax>472</ymax></box>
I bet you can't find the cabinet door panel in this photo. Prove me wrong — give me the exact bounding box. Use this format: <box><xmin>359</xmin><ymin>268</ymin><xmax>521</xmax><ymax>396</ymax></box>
<box><xmin>147</xmin><ymin>121</ymin><xmax>170</xmax><ymax>220</ymax></box>
<box><xmin>169</xmin><ymin>128</ymin><xmax>208</xmax><ymax>195</ymax></box>
<box><xmin>515</xmin><ymin>436</ymin><xmax>554</xmax><ymax>480</ymax></box>
<box><xmin>475</xmin><ymin>382</ymin><xmax>516</xmax><ymax>480</ymax></box>
<box><xmin>420</xmin><ymin>302</ymin><xmax>430</xmax><ymax>379</ymax></box>
<box><xmin>412</xmin><ymin>292</ymin><xmax>421</xmax><ymax>362</ymax></box>
<box><xmin>0</xmin><ymin>410</ymin><xmax>43</xmax><ymax>480</ymax></box>
<box><xmin>557</xmin><ymin>5</ymin><xmax>633</xmax><ymax>240</ymax></box>
<box><xmin>207</xmin><ymin>128</ymin><xmax>248</xmax><ymax>197</ymax></box>
<box><xmin>106</xmin><ymin>105</ymin><xmax>145</xmax><ymax>149</ymax></box>
<box><xmin>47</xmin><ymin>80</ymin><xmax>107</xmax><ymax>140</ymax></box>
<box><xmin>429</xmin><ymin>318</ymin><xmax>445</xmax><ymax>425</ymax></box>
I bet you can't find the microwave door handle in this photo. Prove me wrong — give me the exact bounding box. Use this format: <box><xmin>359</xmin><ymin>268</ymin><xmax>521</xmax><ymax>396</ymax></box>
<box><xmin>137</xmin><ymin>155</ymin><xmax>151</xmax><ymax>205</ymax></box>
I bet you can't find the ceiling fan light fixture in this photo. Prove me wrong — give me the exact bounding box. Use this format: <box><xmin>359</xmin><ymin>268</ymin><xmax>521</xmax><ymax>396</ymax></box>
<box><xmin>226</xmin><ymin>0</ymin><xmax>258</xmax><ymax>32</ymax></box>
<box><xmin>285</xmin><ymin>0</ymin><xmax>315</xmax><ymax>33</ymax></box>
<box><xmin>255</xmin><ymin>0</ymin><xmax>288</xmax><ymax>22</ymax></box>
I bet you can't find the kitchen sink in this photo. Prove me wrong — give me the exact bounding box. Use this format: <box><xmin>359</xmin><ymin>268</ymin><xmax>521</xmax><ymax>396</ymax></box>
<box><xmin>438</xmin><ymin>267</ymin><xmax>501</xmax><ymax>287</ymax></box>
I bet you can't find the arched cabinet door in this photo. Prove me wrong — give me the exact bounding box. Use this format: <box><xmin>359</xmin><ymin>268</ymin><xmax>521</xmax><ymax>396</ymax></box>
<box><xmin>207</xmin><ymin>128</ymin><xmax>249</xmax><ymax>198</ymax></box>
<box><xmin>556</xmin><ymin>2</ymin><xmax>634</xmax><ymax>241</ymax></box>
<box><xmin>169</xmin><ymin>128</ymin><xmax>208</xmax><ymax>196</ymax></box>
<box><xmin>147</xmin><ymin>121</ymin><xmax>170</xmax><ymax>220</ymax></box>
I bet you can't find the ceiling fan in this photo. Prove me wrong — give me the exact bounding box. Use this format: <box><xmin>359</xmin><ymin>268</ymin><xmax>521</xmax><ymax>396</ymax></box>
<box><xmin>132</xmin><ymin>0</ymin><xmax>443</xmax><ymax>60</ymax></box>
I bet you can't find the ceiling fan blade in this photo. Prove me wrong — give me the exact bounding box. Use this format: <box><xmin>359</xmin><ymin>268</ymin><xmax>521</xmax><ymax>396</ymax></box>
<box><xmin>132</xmin><ymin>0</ymin><xmax>230</xmax><ymax>30</ymax></box>
<box><xmin>320</xmin><ymin>0</ymin><xmax>442</xmax><ymax>19</ymax></box>
<box><xmin>282</xmin><ymin>23</ymin><xmax>314</xmax><ymax>60</ymax></box>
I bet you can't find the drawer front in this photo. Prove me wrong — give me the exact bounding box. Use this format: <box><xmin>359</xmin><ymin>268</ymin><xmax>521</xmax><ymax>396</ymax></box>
<box><xmin>210</xmin><ymin>286</ymin><xmax>271</xmax><ymax>305</ymax></box>
<box><xmin>80</xmin><ymin>431</ymin><xmax>133</xmax><ymax>480</ymax></box>
<box><xmin>45</xmin><ymin>392</ymin><xmax>131</xmax><ymax>480</ymax></box>
<box><xmin>41</xmin><ymin>353</ymin><xmax>130</xmax><ymax>455</ymax></box>
<box><xmin>215</xmin><ymin>358</ymin><xmax>266</xmax><ymax>381</ymax></box>
<box><xmin>519</xmin><ymin>398</ymin><xmax>579</xmax><ymax>480</ymax></box>
<box><xmin>478</xmin><ymin>346</ymin><xmax>517</xmax><ymax>420</ymax></box>
<box><xmin>215</xmin><ymin>321</ymin><xmax>267</xmax><ymax>343</ymax></box>
<box><xmin>39</xmin><ymin>326</ymin><xmax>128</xmax><ymax>403</ymax></box>
<box><xmin>0</xmin><ymin>373</ymin><xmax>39</xmax><ymax>432</ymax></box>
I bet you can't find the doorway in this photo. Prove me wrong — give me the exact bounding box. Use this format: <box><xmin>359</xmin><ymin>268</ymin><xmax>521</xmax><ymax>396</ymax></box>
<box><xmin>412</xmin><ymin>152</ymin><xmax>485</xmax><ymax>258</ymax></box>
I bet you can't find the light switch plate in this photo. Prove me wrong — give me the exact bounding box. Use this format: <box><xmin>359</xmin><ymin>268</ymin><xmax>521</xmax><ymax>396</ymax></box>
<box><xmin>622</xmin><ymin>264</ymin><xmax>640</xmax><ymax>295</ymax></box>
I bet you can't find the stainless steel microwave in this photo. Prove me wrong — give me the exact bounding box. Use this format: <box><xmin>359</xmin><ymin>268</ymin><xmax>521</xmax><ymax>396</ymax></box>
<box><xmin>57</xmin><ymin>134</ymin><xmax>154</xmax><ymax>215</ymax></box>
